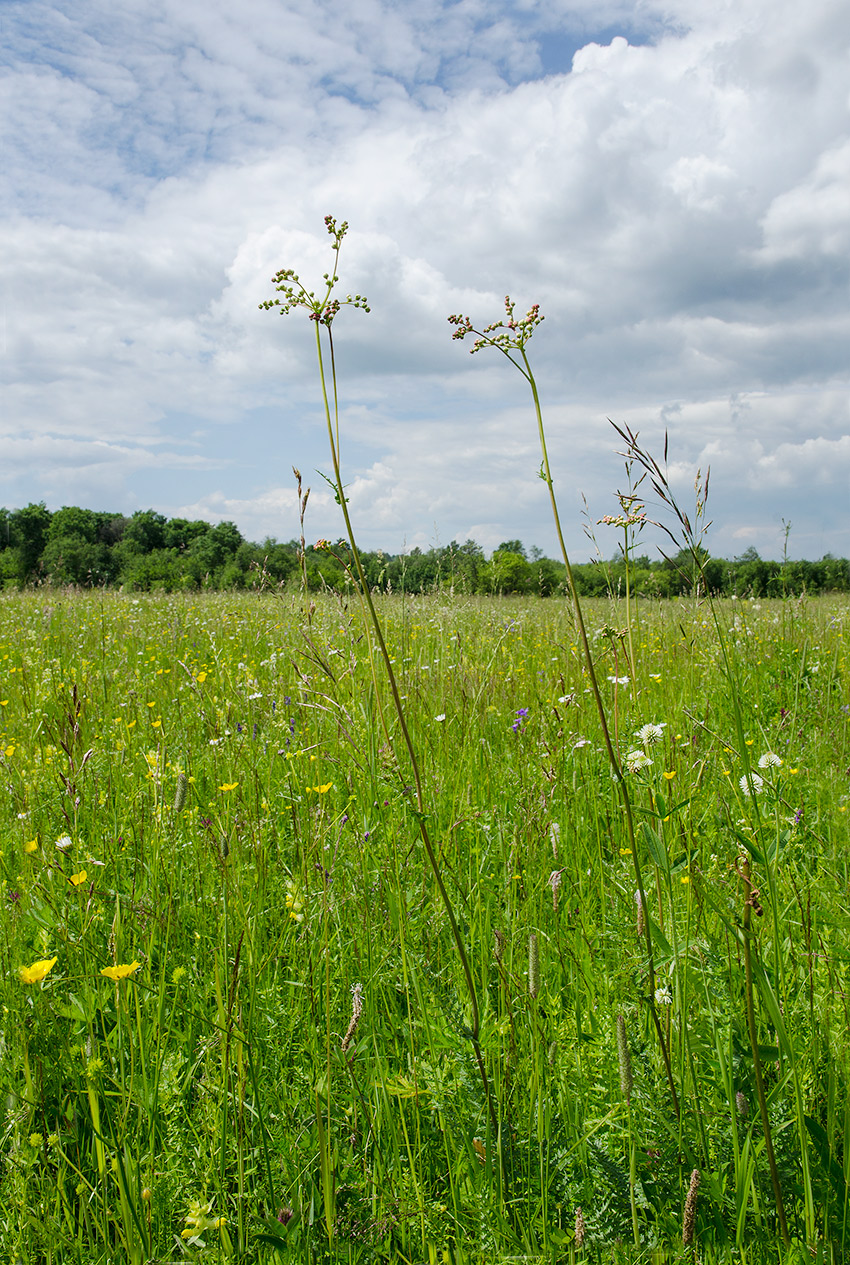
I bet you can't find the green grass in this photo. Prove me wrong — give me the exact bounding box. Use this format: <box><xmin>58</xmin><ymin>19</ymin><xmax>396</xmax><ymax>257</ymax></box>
<box><xmin>1</xmin><ymin>586</ymin><xmax>849</xmax><ymax>1262</ymax></box>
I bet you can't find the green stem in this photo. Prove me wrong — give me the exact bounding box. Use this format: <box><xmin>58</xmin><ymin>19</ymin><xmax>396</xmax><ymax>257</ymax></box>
<box><xmin>314</xmin><ymin>320</ymin><xmax>498</xmax><ymax>1144</ymax></box>
<box><xmin>518</xmin><ymin>346</ymin><xmax>680</xmax><ymax>1119</ymax></box>
<box><xmin>741</xmin><ymin>856</ymin><xmax>790</xmax><ymax>1245</ymax></box>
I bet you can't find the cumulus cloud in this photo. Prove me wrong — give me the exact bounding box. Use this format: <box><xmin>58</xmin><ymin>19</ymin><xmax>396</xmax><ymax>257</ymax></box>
<box><xmin>2</xmin><ymin>0</ymin><xmax>848</xmax><ymax>558</ymax></box>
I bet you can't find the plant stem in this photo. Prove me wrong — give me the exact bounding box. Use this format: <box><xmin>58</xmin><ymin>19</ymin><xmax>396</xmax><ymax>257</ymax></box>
<box><xmin>740</xmin><ymin>855</ymin><xmax>790</xmax><ymax>1245</ymax></box>
<box><xmin>314</xmin><ymin>320</ymin><xmax>499</xmax><ymax>1145</ymax></box>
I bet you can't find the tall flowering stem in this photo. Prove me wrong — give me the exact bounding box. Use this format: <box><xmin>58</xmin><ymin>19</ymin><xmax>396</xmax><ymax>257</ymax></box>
<box><xmin>450</xmin><ymin>300</ymin><xmax>679</xmax><ymax>1118</ymax></box>
<box><xmin>262</xmin><ymin>219</ymin><xmax>498</xmax><ymax>1151</ymax></box>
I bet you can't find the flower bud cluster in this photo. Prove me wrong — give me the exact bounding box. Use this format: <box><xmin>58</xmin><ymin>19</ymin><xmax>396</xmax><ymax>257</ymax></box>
<box><xmin>448</xmin><ymin>296</ymin><xmax>544</xmax><ymax>354</ymax></box>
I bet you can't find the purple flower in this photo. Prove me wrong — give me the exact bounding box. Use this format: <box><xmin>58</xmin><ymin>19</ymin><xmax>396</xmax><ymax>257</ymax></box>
<box><xmin>511</xmin><ymin>707</ymin><xmax>529</xmax><ymax>733</ymax></box>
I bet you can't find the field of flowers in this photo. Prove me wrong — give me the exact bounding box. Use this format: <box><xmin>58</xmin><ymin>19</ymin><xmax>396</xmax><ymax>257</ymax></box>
<box><xmin>1</xmin><ymin>586</ymin><xmax>849</xmax><ymax>1263</ymax></box>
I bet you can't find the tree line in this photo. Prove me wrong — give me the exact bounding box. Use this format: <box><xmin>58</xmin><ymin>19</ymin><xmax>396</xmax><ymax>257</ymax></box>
<box><xmin>0</xmin><ymin>503</ymin><xmax>847</xmax><ymax>597</ymax></box>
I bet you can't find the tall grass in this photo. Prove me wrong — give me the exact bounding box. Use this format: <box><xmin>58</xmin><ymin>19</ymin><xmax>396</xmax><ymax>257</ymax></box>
<box><xmin>0</xmin><ymin>585</ymin><xmax>848</xmax><ymax>1261</ymax></box>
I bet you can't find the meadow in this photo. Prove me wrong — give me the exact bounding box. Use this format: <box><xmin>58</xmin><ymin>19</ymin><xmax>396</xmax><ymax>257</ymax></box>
<box><xmin>1</xmin><ymin>584</ymin><xmax>849</xmax><ymax>1263</ymax></box>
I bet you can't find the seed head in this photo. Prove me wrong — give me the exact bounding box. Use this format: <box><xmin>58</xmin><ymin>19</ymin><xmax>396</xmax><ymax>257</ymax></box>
<box><xmin>683</xmin><ymin>1168</ymin><xmax>700</xmax><ymax>1246</ymax></box>
<box><xmin>528</xmin><ymin>933</ymin><xmax>540</xmax><ymax>999</ymax></box>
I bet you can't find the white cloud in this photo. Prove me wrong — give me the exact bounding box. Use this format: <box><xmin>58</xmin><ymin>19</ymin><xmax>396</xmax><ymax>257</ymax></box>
<box><xmin>1</xmin><ymin>0</ymin><xmax>849</xmax><ymax>560</ymax></box>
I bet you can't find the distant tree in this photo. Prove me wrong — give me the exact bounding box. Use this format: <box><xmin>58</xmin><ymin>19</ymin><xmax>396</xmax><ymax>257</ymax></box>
<box><xmin>497</xmin><ymin>539</ymin><xmax>526</xmax><ymax>559</ymax></box>
<box><xmin>124</xmin><ymin>510</ymin><xmax>167</xmax><ymax>554</ymax></box>
<box><xmin>11</xmin><ymin>503</ymin><xmax>52</xmax><ymax>578</ymax></box>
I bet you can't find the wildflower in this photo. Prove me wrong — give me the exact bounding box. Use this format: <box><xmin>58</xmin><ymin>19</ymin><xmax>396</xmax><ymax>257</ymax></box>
<box><xmin>682</xmin><ymin>1168</ymin><xmax>700</xmax><ymax>1246</ymax></box>
<box><xmin>655</xmin><ymin>985</ymin><xmax>672</xmax><ymax>1005</ymax></box>
<box><xmin>29</xmin><ymin>1133</ymin><xmax>43</xmax><ymax>1148</ymax></box>
<box><xmin>24</xmin><ymin>839</ymin><xmax>38</xmax><ymax>853</ymax></box>
<box><xmin>69</xmin><ymin>870</ymin><xmax>87</xmax><ymax>886</ymax></box>
<box><xmin>635</xmin><ymin>890</ymin><xmax>644</xmax><ymax>937</ymax></box>
<box><xmin>182</xmin><ymin>1198</ymin><xmax>225</xmax><ymax>1240</ymax></box>
<box><xmin>20</xmin><ymin>956</ymin><xmax>57</xmax><ymax>984</ymax></box>
<box><xmin>341</xmin><ymin>982</ymin><xmax>363</xmax><ymax>1054</ymax></box>
<box><xmin>608</xmin><ymin>675</ymin><xmax>630</xmax><ymax>686</ymax></box>
<box><xmin>636</xmin><ymin>721</ymin><xmax>665</xmax><ymax>747</ymax></box>
<box><xmin>739</xmin><ymin>773</ymin><xmax>764</xmax><ymax>796</ymax></box>
<box><xmin>511</xmin><ymin>707</ymin><xmax>529</xmax><ymax>733</ymax></box>
<box><xmin>100</xmin><ymin>960</ymin><xmax>140</xmax><ymax>981</ymax></box>
<box><xmin>172</xmin><ymin>965</ymin><xmax>187</xmax><ymax>986</ymax></box>
<box><xmin>757</xmin><ymin>751</ymin><xmax>782</xmax><ymax>768</ymax></box>
<box><xmin>528</xmin><ymin>934</ymin><xmax>540</xmax><ymax>999</ymax></box>
<box><xmin>625</xmin><ymin>750</ymin><xmax>653</xmax><ymax>773</ymax></box>
<box><xmin>663</xmin><ymin>770</ymin><xmax>676</xmax><ymax>780</ymax></box>
<box><xmin>55</xmin><ymin>835</ymin><xmax>72</xmax><ymax>850</ymax></box>
<box><xmin>434</xmin><ymin>713</ymin><xmax>446</xmax><ymax>722</ymax></box>
<box><xmin>285</xmin><ymin>878</ymin><xmax>304</xmax><ymax>923</ymax></box>
<box><xmin>574</xmin><ymin>1206</ymin><xmax>586</xmax><ymax>1250</ymax></box>
<box><xmin>218</xmin><ymin>782</ymin><xmax>239</xmax><ymax>792</ymax></box>
<box><xmin>735</xmin><ymin>1091</ymin><xmax>749</xmax><ymax>1118</ymax></box>
<box><xmin>173</xmin><ymin>772</ymin><xmax>188</xmax><ymax>813</ymax></box>
<box><xmin>548</xmin><ymin>869</ymin><xmax>562</xmax><ymax>911</ymax></box>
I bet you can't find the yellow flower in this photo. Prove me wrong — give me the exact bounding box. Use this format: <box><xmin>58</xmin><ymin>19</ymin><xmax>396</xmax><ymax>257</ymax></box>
<box><xmin>662</xmin><ymin>770</ymin><xmax>676</xmax><ymax>780</ymax></box>
<box><xmin>182</xmin><ymin>1198</ymin><xmax>225</xmax><ymax>1239</ymax></box>
<box><xmin>285</xmin><ymin>879</ymin><xmax>304</xmax><ymax>923</ymax></box>
<box><xmin>100</xmin><ymin>960</ymin><xmax>140</xmax><ymax>981</ymax></box>
<box><xmin>219</xmin><ymin>782</ymin><xmax>239</xmax><ymax>792</ymax></box>
<box><xmin>307</xmin><ymin>782</ymin><xmax>333</xmax><ymax>794</ymax></box>
<box><xmin>69</xmin><ymin>870</ymin><xmax>87</xmax><ymax>886</ymax></box>
<box><xmin>4</xmin><ymin>745</ymin><xmax>15</xmax><ymax>758</ymax></box>
<box><xmin>619</xmin><ymin>848</ymin><xmax>632</xmax><ymax>856</ymax></box>
<box><xmin>24</xmin><ymin>839</ymin><xmax>38</xmax><ymax>853</ymax></box>
<box><xmin>20</xmin><ymin>956</ymin><xmax>57</xmax><ymax>984</ymax></box>
<box><xmin>196</xmin><ymin>671</ymin><xmax>208</xmax><ymax>684</ymax></box>
<box><xmin>680</xmin><ymin>876</ymin><xmax>690</xmax><ymax>885</ymax></box>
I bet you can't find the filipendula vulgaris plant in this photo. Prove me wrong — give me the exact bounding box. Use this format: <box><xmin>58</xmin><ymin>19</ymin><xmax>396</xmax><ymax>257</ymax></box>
<box><xmin>449</xmin><ymin>300</ymin><xmax>680</xmax><ymax>1120</ymax></box>
<box><xmin>261</xmin><ymin>218</ymin><xmax>500</xmax><ymax>1186</ymax></box>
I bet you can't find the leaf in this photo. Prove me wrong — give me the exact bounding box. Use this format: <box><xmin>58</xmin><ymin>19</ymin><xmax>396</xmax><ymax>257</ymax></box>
<box><xmin>805</xmin><ymin>1116</ymin><xmax>848</xmax><ymax>1206</ymax></box>
<box><xmin>641</xmin><ymin>821</ymin><xmax>669</xmax><ymax>875</ymax></box>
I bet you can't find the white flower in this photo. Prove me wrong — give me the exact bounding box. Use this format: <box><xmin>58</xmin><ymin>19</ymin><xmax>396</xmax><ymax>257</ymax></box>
<box><xmin>757</xmin><ymin>752</ymin><xmax>782</xmax><ymax>768</ymax></box>
<box><xmin>247</xmin><ymin>692</ymin><xmax>263</xmax><ymax>701</ymax></box>
<box><xmin>625</xmin><ymin>750</ymin><xmax>653</xmax><ymax>773</ymax></box>
<box><xmin>739</xmin><ymin>773</ymin><xmax>764</xmax><ymax>796</ymax></box>
<box><xmin>55</xmin><ymin>835</ymin><xmax>73</xmax><ymax>850</ymax></box>
<box><xmin>636</xmin><ymin>722</ymin><xmax>666</xmax><ymax>747</ymax></box>
<box><xmin>434</xmin><ymin>713</ymin><xmax>446</xmax><ymax>722</ymax></box>
<box><xmin>654</xmin><ymin>985</ymin><xmax>672</xmax><ymax>1005</ymax></box>
<box><xmin>608</xmin><ymin>675</ymin><xmax>630</xmax><ymax>686</ymax></box>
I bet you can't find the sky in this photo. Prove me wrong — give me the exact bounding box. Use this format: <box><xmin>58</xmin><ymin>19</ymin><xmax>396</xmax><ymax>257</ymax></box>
<box><xmin>2</xmin><ymin>0</ymin><xmax>849</xmax><ymax>561</ymax></box>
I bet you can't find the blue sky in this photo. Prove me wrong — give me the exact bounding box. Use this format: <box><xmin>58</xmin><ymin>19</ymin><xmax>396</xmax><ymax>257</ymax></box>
<box><xmin>2</xmin><ymin>0</ymin><xmax>849</xmax><ymax>559</ymax></box>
